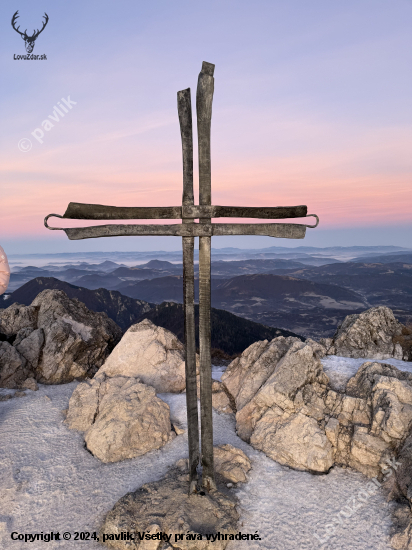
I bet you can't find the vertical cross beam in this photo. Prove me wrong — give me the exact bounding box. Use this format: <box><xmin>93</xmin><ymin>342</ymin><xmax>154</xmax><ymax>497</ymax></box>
<box><xmin>178</xmin><ymin>88</ymin><xmax>200</xmax><ymax>493</ymax></box>
<box><xmin>197</xmin><ymin>61</ymin><xmax>216</xmax><ymax>491</ymax></box>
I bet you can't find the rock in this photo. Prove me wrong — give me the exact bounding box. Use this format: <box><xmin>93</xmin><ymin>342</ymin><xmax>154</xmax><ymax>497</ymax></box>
<box><xmin>0</xmin><ymin>290</ymin><xmax>122</xmax><ymax>387</ymax></box>
<box><xmin>100</xmin><ymin>466</ymin><xmax>239</xmax><ymax>550</ymax></box>
<box><xmin>346</xmin><ymin>361</ymin><xmax>412</xmax><ymax>399</ymax></box>
<box><xmin>213</xmin><ymin>444</ymin><xmax>251</xmax><ymax>483</ymax></box>
<box><xmin>395</xmin><ymin>434</ymin><xmax>412</xmax><ymax>506</ymax></box>
<box><xmin>15</xmin><ymin>329</ymin><xmax>44</xmax><ymax>370</ymax></box>
<box><xmin>389</xmin><ymin>435</ymin><xmax>412</xmax><ymax>549</ymax></box>
<box><xmin>14</xmin><ymin>391</ymin><xmax>26</xmax><ymax>397</ymax></box>
<box><xmin>348</xmin><ymin>427</ymin><xmax>391</xmax><ymax>477</ymax></box>
<box><xmin>222</xmin><ymin>336</ymin><xmax>300</xmax><ymax>411</ymax></box>
<box><xmin>304</xmin><ymin>338</ymin><xmax>328</xmax><ymax>359</ymax></box>
<box><xmin>66</xmin><ymin>375</ymin><xmax>173</xmax><ymax>463</ymax></box>
<box><xmin>174</xmin><ymin>445</ymin><xmax>251</xmax><ymax>484</ymax></box>
<box><xmin>65</xmin><ymin>378</ymin><xmax>100</xmax><ymax>432</ymax></box>
<box><xmin>228</xmin><ymin>336</ymin><xmax>412</xmax><ymax>480</ymax></box>
<box><xmin>22</xmin><ymin>377</ymin><xmax>38</xmax><ymax>391</ymax></box>
<box><xmin>32</xmin><ymin>290</ymin><xmax>122</xmax><ymax>384</ymax></box>
<box><xmin>251</xmin><ymin>410</ymin><xmax>334</xmax><ymax>473</ymax></box>
<box><xmin>0</xmin><ymin>342</ymin><xmax>31</xmax><ymax>388</ymax></box>
<box><xmin>390</xmin><ymin>502</ymin><xmax>412</xmax><ymax>550</ymax></box>
<box><xmin>0</xmin><ymin>304</ymin><xmax>38</xmax><ymax>336</ymax></box>
<box><xmin>319</xmin><ymin>337</ymin><xmax>336</xmax><ymax>355</ymax></box>
<box><xmin>211</xmin><ymin>381</ymin><xmax>235</xmax><ymax>415</ymax></box>
<box><xmin>330</xmin><ymin>306</ymin><xmax>405</xmax><ymax>359</ymax></box>
<box><xmin>346</xmin><ymin>362</ymin><xmax>412</xmax><ymax>446</ymax></box>
<box><xmin>98</xmin><ymin>319</ymin><xmax>186</xmax><ymax>393</ymax></box>
<box><xmin>173</xmin><ymin>423</ymin><xmax>185</xmax><ymax>436</ymax></box>
<box><xmin>235</xmin><ymin>341</ymin><xmax>329</xmax><ymax>442</ymax></box>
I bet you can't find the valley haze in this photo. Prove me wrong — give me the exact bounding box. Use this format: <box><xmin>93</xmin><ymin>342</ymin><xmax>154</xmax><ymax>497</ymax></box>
<box><xmin>3</xmin><ymin>245</ymin><xmax>412</xmax><ymax>340</ymax></box>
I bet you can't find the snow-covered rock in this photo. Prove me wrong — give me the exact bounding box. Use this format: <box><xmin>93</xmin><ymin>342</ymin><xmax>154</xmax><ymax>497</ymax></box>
<box><xmin>223</xmin><ymin>335</ymin><xmax>412</xmax><ymax>478</ymax></box>
<box><xmin>66</xmin><ymin>374</ymin><xmax>173</xmax><ymax>463</ymax></box>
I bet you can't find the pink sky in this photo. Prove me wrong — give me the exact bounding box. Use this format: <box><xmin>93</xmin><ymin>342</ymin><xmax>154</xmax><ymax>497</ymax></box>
<box><xmin>1</xmin><ymin>0</ymin><xmax>411</xmax><ymax>252</ymax></box>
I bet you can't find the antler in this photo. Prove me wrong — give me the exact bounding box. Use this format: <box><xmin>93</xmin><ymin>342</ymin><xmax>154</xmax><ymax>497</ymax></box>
<box><xmin>11</xmin><ymin>11</ymin><xmax>25</xmax><ymax>36</ymax></box>
<box><xmin>32</xmin><ymin>13</ymin><xmax>49</xmax><ymax>40</ymax></box>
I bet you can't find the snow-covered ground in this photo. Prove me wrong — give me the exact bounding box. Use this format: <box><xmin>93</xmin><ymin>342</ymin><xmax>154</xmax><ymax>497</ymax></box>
<box><xmin>321</xmin><ymin>355</ymin><xmax>412</xmax><ymax>392</ymax></box>
<box><xmin>1</xmin><ymin>356</ymin><xmax>411</xmax><ymax>550</ymax></box>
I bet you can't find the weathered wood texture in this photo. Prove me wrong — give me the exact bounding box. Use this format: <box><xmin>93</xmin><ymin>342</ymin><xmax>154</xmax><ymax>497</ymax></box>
<box><xmin>59</xmin><ymin>203</ymin><xmax>308</xmax><ymax>220</ymax></box>
<box><xmin>178</xmin><ymin>87</ymin><xmax>199</xmax><ymax>491</ymax></box>
<box><xmin>60</xmin><ymin>222</ymin><xmax>306</xmax><ymax>240</ymax></box>
<box><xmin>197</xmin><ymin>61</ymin><xmax>216</xmax><ymax>490</ymax></box>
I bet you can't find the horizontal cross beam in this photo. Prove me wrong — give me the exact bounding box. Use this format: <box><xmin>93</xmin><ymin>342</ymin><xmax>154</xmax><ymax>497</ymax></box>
<box><xmin>48</xmin><ymin>222</ymin><xmax>307</xmax><ymax>240</ymax></box>
<box><xmin>59</xmin><ymin>202</ymin><xmax>308</xmax><ymax>220</ymax></box>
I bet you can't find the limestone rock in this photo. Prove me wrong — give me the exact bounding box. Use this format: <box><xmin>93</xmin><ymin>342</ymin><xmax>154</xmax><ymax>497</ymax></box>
<box><xmin>346</xmin><ymin>361</ymin><xmax>412</xmax><ymax>399</ymax></box>
<box><xmin>231</xmin><ymin>338</ymin><xmax>412</xmax><ymax>480</ymax></box>
<box><xmin>395</xmin><ymin>434</ymin><xmax>412</xmax><ymax>506</ymax></box>
<box><xmin>22</xmin><ymin>377</ymin><xmax>38</xmax><ymax>391</ymax></box>
<box><xmin>100</xmin><ymin>467</ymin><xmax>239</xmax><ymax>550</ymax></box>
<box><xmin>235</xmin><ymin>341</ymin><xmax>329</xmax><ymax>442</ymax></box>
<box><xmin>66</xmin><ymin>375</ymin><xmax>172</xmax><ymax>463</ymax></box>
<box><xmin>65</xmin><ymin>378</ymin><xmax>100</xmax><ymax>432</ymax></box>
<box><xmin>304</xmin><ymin>338</ymin><xmax>328</xmax><ymax>359</ymax></box>
<box><xmin>0</xmin><ymin>342</ymin><xmax>31</xmax><ymax>388</ymax></box>
<box><xmin>15</xmin><ymin>328</ymin><xmax>44</xmax><ymax>369</ymax></box>
<box><xmin>346</xmin><ymin>362</ymin><xmax>412</xmax><ymax>447</ymax></box>
<box><xmin>213</xmin><ymin>444</ymin><xmax>251</xmax><ymax>483</ymax></box>
<box><xmin>98</xmin><ymin>319</ymin><xmax>186</xmax><ymax>393</ymax></box>
<box><xmin>331</xmin><ymin>306</ymin><xmax>404</xmax><ymax>359</ymax></box>
<box><xmin>222</xmin><ymin>336</ymin><xmax>300</xmax><ymax>412</ymax></box>
<box><xmin>0</xmin><ymin>304</ymin><xmax>38</xmax><ymax>336</ymax></box>
<box><xmin>0</xmin><ymin>290</ymin><xmax>122</xmax><ymax>387</ymax></box>
<box><xmin>319</xmin><ymin>337</ymin><xmax>336</xmax><ymax>355</ymax></box>
<box><xmin>349</xmin><ymin>427</ymin><xmax>391</xmax><ymax>477</ymax></box>
<box><xmin>32</xmin><ymin>290</ymin><xmax>122</xmax><ymax>384</ymax></box>
<box><xmin>251</xmin><ymin>410</ymin><xmax>334</xmax><ymax>473</ymax></box>
<box><xmin>390</xmin><ymin>503</ymin><xmax>412</xmax><ymax>550</ymax></box>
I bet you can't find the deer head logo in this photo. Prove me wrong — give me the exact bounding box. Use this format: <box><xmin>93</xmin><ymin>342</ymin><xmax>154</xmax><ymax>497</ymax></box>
<box><xmin>12</xmin><ymin>11</ymin><xmax>49</xmax><ymax>54</ymax></box>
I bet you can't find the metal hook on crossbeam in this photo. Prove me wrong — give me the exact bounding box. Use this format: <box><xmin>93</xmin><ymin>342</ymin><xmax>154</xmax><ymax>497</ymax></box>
<box><xmin>305</xmin><ymin>214</ymin><xmax>319</xmax><ymax>228</ymax></box>
<box><xmin>44</xmin><ymin>213</ymin><xmax>64</xmax><ymax>230</ymax></box>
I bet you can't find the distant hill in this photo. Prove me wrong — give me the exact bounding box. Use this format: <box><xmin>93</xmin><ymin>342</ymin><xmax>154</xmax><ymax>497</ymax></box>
<box><xmin>1</xmin><ymin>278</ymin><xmax>153</xmax><ymax>331</ymax></box>
<box><xmin>353</xmin><ymin>253</ymin><xmax>412</xmax><ymax>265</ymax></box>
<box><xmin>117</xmin><ymin>275</ymin><xmax>188</xmax><ymax>302</ymax></box>
<box><xmin>281</xmin><ymin>262</ymin><xmax>412</xmax><ymax>310</ymax></box>
<box><xmin>0</xmin><ymin>277</ymin><xmax>304</xmax><ymax>355</ymax></box>
<box><xmin>137</xmin><ymin>302</ymin><xmax>304</xmax><ymax>356</ymax></box>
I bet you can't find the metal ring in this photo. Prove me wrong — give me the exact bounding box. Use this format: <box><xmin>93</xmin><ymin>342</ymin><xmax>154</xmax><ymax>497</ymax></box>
<box><xmin>305</xmin><ymin>214</ymin><xmax>319</xmax><ymax>228</ymax></box>
<box><xmin>44</xmin><ymin>214</ymin><xmax>65</xmax><ymax>230</ymax></box>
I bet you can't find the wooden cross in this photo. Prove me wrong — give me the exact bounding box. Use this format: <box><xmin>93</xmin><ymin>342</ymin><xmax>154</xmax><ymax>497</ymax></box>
<box><xmin>45</xmin><ymin>61</ymin><xmax>319</xmax><ymax>493</ymax></box>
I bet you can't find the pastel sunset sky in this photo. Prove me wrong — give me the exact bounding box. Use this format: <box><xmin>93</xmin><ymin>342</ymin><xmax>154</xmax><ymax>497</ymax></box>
<box><xmin>1</xmin><ymin>0</ymin><xmax>411</xmax><ymax>254</ymax></box>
